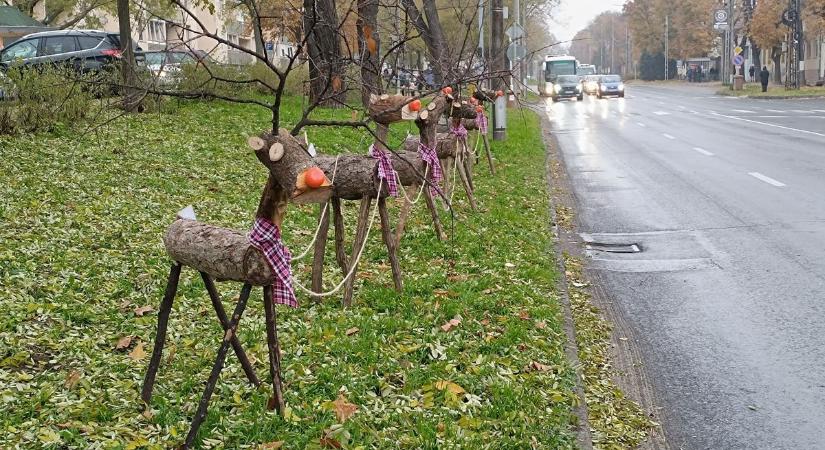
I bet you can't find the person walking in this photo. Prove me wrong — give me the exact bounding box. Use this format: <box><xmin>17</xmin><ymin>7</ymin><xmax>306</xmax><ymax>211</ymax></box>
<box><xmin>760</xmin><ymin>66</ymin><xmax>770</xmax><ymax>93</ymax></box>
<box><xmin>749</xmin><ymin>65</ymin><xmax>756</xmax><ymax>82</ymax></box>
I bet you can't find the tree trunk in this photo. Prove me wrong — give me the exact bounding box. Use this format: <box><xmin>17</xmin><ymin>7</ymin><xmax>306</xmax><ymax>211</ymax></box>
<box><xmin>357</xmin><ymin>0</ymin><xmax>382</xmax><ymax>108</ymax></box>
<box><xmin>772</xmin><ymin>47</ymin><xmax>782</xmax><ymax>84</ymax></box>
<box><xmin>303</xmin><ymin>0</ymin><xmax>346</xmax><ymax>106</ymax></box>
<box><xmin>117</xmin><ymin>0</ymin><xmax>140</xmax><ymax>112</ymax></box>
<box><xmin>400</xmin><ymin>0</ymin><xmax>449</xmax><ymax>84</ymax></box>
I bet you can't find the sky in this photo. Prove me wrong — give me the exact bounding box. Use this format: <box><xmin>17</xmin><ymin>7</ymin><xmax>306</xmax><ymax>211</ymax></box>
<box><xmin>550</xmin><ymin>0</ymin><xmax>625</xmax><ymax>44</ymax></box>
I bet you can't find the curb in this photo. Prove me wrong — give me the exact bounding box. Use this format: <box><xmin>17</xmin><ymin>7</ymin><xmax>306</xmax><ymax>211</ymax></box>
<box><xmin>715</xmin><ymin>91</ymin><xmax>825</xmax><ymax>100</ymax></box>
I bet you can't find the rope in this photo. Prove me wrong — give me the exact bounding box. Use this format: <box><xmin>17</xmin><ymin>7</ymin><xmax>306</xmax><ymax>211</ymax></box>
<box><xmin>292</xmin><ymin>177</ymin><xmax>384</xmax><ymax>297</ymax></box>
<box><xmin>395</xmin><ymin>163</ymin><xmax>429</xmax><ymax>205</ymax></box>
<box><xmin>291</xmin><ymin>155</ymin><xmax>340</xmax><ymax>261</ymax></box>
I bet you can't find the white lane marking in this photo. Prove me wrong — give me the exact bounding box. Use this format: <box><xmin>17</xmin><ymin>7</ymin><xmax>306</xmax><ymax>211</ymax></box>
<box><xmin>709</xmin><ymin>112</ymin><xmax>825</xmax><ymax>138</ymax></box>
<box><xmin>653</xmin><ymin>111</ymin><xmax>670</xmax><ymax>115</ymax></box>
<box><xmin>812</xmin><ymin>109</ymin><xmax>825</xmax><ymax>113</ymax></box>
<box><xmin>766</xmin><ymin>109</ymin><xmax>786</xmax><ymax>113</ymax></box>
<box><xmin>732</xmin><ymin>109</ymin><xmax>754</xmax><ymax>113</ymax></box>
<box><xmin>637</xmin><ymin>122</ymin><xmax>646</xmax><ymax>127</ymax></box>
<box><xmin>693</xmin><ymin>147</ymin><xmax>714</xmax><ymax>156</ymax></box>
<box><xmin>662</xmin><ymin>133</ymin><xmax>676</xmax><ymax>140</ymax></box>
<box><xmin>748</xmin><ymin>172</ymin><xmax>786</xmax><ymax>187</ymax></box>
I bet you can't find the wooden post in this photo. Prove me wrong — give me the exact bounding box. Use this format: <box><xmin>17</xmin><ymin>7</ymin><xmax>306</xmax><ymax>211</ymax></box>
<box><xmin>263</xmin><ymin>287</ymin><xmax>285</xmax><ymax>415</ymax></box>
<box><xmin>343</xmin><ymin>196</ymin><xmax>373</xmax><ymax>307</ymax></box>
<box><xmin>200</xmin><ymin>272</ymin><xmax>260</xmax><ymax>387</ymax></box>
<box><xmin>183</xmin><ymin>283</ymin><xmax>252</xmax><ymax>448</ymax></box>
<box><xmin>378</xmin><ymin>197</ymin><xmax>403</xmax><ymax>291</ymax></box>
<box><xmin>311</xmin><ymin>202</ymin><xmax>331</xmax><ymax>301</ymax></box>
<box><xmin>394</xmin><ymin>185</ymin><xmax>415</xmax><ymax>246</ymax></box>
<box><xmin>141</xmin><ymin>262</ymin><xmax>182</xmax><ymax>407</ymax></box>
<box><xmin>332</xmin><ymin>197</ymin><xmax>348</xmax><ymax>275</ymax></box>
<box><xmin>482</xmin><ymin>133</ymin><xmax>495</xmax><ymax>174</ymax></box>
<box><xmin>423</xmin><ymin>187</ymin><xmax>446</xmax><ymax>241</ymax></box>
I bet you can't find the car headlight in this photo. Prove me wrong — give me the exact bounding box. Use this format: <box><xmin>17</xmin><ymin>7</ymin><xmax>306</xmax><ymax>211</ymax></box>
<box><xmin>600</xmin><ymin>85</ymin><xmax>607</xmax><ymax>91</ymax></box>
<box><xmin>618</xmin><ymin>83</ymin><xmax>625</xmax><ymax>91</ymax></box>
<box><xmin>554</xmin><ymin>84</ymin><xmax>562</xmax><ymax>93</ymax></box>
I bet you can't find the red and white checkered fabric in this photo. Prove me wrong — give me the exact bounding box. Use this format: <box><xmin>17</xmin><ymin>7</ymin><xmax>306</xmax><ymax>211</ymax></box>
<box><xmin>249</xmin><ymin>217</ymin><xmax>297</xmax><ymax>308</ymax></box>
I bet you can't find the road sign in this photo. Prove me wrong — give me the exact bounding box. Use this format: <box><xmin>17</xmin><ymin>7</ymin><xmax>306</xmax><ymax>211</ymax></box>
<box><xmin>734</xmin><ymin>46</ymin><xmax>743</xmax><ymax>55</ymax></box>
<box><xmin>506</xmin><ymin>43</ymin><xmax>527</xmax><ymax>61</ymax></box>
<box><xmin>713</xmin><ymin>22</ymin><xmax>729</xmax><ymax>31</ymax></box>
<box><xmin>713</xmin><ymin>8</ymin><xmax>729</xmax><ymax>24</ymax></box>
<box><xmin>506</xmin><ymin>23</ymin><xmax>525</xmax><ymax>40</ymax></box>
<box><xmin>732</xmin><ymin>54</ymin><xmax>744</xmax><ymax>65</ymax></box>
<box><xmin>265</xmin><ymin>42</ymin><xmax>274</xmax><ymax>51</ymax></box>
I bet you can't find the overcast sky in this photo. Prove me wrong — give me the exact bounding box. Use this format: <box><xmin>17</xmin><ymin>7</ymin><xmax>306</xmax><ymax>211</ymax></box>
<box><xmin>550</xmin><ymin>0</ymin><xmax>624</xmax><ymax>43</ymax></box>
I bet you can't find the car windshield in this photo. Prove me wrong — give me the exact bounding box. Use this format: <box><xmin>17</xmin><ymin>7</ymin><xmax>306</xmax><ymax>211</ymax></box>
<box><xmin>602</xmin><ymin>75</ymin><xmax>621</xmax><ymax>83</ymax></box>
<box><xmin>558</xmin><ymin>75</ymin><xmax>579</xmax><ymax>83</ymax></box>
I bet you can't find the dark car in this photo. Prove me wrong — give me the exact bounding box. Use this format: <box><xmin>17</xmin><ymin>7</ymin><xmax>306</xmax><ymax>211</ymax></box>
<box><xmin>596</xmin><ymin>74</ymin><xmax>625</xmax><ymax>99</ymax></box>
<box><xmin>0</xmin><ymin>29</ymin><xmax>140</xmax><ymax>72</ymax></box>
<box><xmin>551</xmin><ymin>75</ymin><xmax>583</xmax><ymax>102</ymax></box>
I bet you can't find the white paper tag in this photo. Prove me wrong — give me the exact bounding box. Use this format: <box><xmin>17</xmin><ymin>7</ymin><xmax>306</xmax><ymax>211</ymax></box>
<box><xmin>307</xmin><ymin>142</ymin><xmax>317</xmax><ymax>157</ymax></box>
<box><xmin>177</xmin><ymin>205</ymin><xmax>197</xmax><ymax>221</ymax></box>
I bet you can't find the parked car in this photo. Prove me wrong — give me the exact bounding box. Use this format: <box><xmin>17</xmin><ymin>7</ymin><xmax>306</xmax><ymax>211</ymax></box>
<box><xmin>551</xmin><ymin>75</ymin><xmax>583</xmax><ymax>102</ymax></box>
<box><xmin>136</xmin><ymin>50</ymin><xmax>206</xmax><ymax>85</ymax></box>
<box><xmin>596</xmin><ymin>74</ymin><xmax>625</xmax><ymax>99</ymax></box>
<box><xmin>0</xmin><ymin>29</ymin><xmax>140</xmax><ymax>73</ymax></box>
<box><xmin>582</xmin><ymin>75</ymin><xmax>602</xmax><ymax>95</ymax></box>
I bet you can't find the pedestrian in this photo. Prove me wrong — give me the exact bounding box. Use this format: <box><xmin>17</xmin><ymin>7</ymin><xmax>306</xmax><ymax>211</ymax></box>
<box><xmin>760</xmin><ymin>66</ymin><xmax>770</xmax><ymax>93</ymax></box>
<box><xmin>748</xmin><ymin>65</ymin><xmax>755</xmax><ymax>82</ymax></box>
<box><xmin>696</xmin><ymin>66</ymin><xmax>703</xmax><ymax>82</ymax></box>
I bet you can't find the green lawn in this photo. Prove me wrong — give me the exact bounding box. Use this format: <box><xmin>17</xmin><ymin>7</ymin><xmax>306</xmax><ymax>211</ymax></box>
<box><xmin>0</xmin><ymin>98</ymin><xmax>584</xmax><ymax>448</ymax></box>
<box><xmin>718</xmin><ymin>83</ymin><xmax>825</xmax><ymax>97</ymax></box>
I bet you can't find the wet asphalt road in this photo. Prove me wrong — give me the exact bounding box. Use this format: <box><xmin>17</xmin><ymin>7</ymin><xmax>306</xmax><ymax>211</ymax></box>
<box><xmin>545</xmin><ymin>84</ymin><xmax>825</xmax><ymax>450</ymax></box>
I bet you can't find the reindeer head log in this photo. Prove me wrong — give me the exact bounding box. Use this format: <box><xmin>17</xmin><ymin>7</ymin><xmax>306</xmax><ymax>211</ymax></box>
<box><xmin>249</xmin><ymin>129</ymin><xmax>332</xmax><ymax>204</ymax></box>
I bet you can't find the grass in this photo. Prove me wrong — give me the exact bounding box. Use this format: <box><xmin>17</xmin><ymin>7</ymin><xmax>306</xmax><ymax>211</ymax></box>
<box><xmin>717</xmin><ymin>83</ymin><xmax>825</xmax><ymax>97</ymax></box>
<box><xmin>0</xmin><ymin>97</ymin><xmax>583</xmax><ymax>448</ymax></box>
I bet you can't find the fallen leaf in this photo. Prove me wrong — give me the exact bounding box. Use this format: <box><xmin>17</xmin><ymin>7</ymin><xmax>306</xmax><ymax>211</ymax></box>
<box><xmin>437</xmin><ymin>422</ymin><xmax>445</xmax><ymax>432</ymax></box>
<box><xmin>320</xmin><ymin>435</ymin><xmax>342</xmax><ymax>449</ymax></box>
<box><xmin>141</xmin><ymin>408</ymin><xmax>154</xmax><ymax>420</ymax></box>
<box><xmin>332</xmin><ymin>394</ymin><xmax>357</xmax><ymax>423</ymax></box>
<box><xmin>440</xmin><ymin>322</ymin><xmax>453</xmax><ymax>332</ymax></box>
<box><xmin>115</xmin><ymin>335</ymin><xmax>133</xmax><ymax>350</ymax></box>
<box><xmin>133</xmin><ymin>305</ymin><xmax>154</xmax><ymax>317</ymax></box>
<box><xmin>530</xmin><ymin>361</ymin><xmax>552</xmax><ymax>372</ymax></box>
<box><xmin>260</xmin><ymin>442</ymin><xmax>284</xmax><ymax>449</ymax></box>
<box><xmin>64</xmin><ymin>370</ymin><xmax>81</xmax><ymax>389</ymax></box>
<box><xmin>345</xmin><ymin>327</ymin><xmax>359</xmax><ymax>336</ymax></box>
<box><xmin>504</xmin><ymin>262</ymin><xmax>516</xmax><ymax>268</ymax></box>
<box><xmin>434</xmin><ymin>380</ymin><xmax>466</xmax><ymax>395</ymax></box>
<box><xmin>129</xmin><ymin>342</ymin><xmax>146</xmax><ymax>361</ymax></box>
<box><xmin>518</xmin><ymin>310</ymin><xmax>530</xmax><ymax>320</ymax></box>
<box><xmin>535</xmin><ymin>321</ymin><xmax>547</xmax><ymax>329</ymax></box>
<box><xmin>480</xmin><ymin>318</ymin><xmax>490</xmax><ymax>326</ymax></box>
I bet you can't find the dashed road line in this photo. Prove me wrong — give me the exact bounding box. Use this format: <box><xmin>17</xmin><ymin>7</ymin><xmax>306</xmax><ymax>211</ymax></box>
<box><xmin>708</xmin><ymin>112</ymin><xmax>825</xmax><ymax>138</ymax></box>
<box><xmin>693</xmin><ymin>147</ymin><xmax>714</xmax><ymax>156</ymax></box>
<box><xmin>748</xmin><ymin>172</ymin><xmax>786</xmax><ymax>187</ymax></box>
<box><xmin>653</xmin><ymin>111</ymin><xmax>670</xmax><ymax>115</ymax></box>
<box><xmin>662</xmin><ymin>133</ymin><xmax>676</xmax><ymax>140</ymax></box>
<box><xmin>637</xmin><ymin>122</ymin><xmax>646</xmax><ymax>127</ymax></box>
<box><xmin>732</xmin><ymin>109</ymin><xmax>755</xmax><ymax>113</ymax></box>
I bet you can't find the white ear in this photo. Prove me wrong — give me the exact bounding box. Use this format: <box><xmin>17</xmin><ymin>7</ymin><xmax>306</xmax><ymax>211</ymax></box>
<box><xmin>177</xmin><ymin>205</ymin><xmax>197</xmax><ymax>220</ymax></box>
<box><xmin>269</xmin><ymin>142</ymin><xmax>285</xmax><ymax>161</ymax></box>
<box><xmin>307</xmin><ymin>142</ymin><xmax>317</xmax><ymax>157</ymax></box>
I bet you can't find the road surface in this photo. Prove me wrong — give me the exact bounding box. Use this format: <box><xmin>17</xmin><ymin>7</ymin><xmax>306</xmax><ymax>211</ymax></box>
<box><xmin>545</xmin><ymin>84</ymin><xmax>825</xmax><ymax>450</ymax></box>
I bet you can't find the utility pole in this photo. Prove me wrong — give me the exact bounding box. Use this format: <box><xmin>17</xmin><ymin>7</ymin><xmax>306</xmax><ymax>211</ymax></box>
<box><xmin>664</xmin><ymin>15</ymin><xmax>669</xmax><ymax>80</ymax></box>
<box><xmin>478</xmin><ymin>0</ymin><xmax>484</xmax><ymax>70</ymax></box>
<box><xmin>610</xmin><ymin>16</ymin><xmax>614</xmax><ymax>74</ymax></box>
<box><xmin>491</xmin><ymin>0</ymin><xmax>506</xmax><ymax>140</ymax></box>
<box><xmin>625</xmin><ymin>23</ymin><xmax>630</xmax><ymax>76</ymax></box>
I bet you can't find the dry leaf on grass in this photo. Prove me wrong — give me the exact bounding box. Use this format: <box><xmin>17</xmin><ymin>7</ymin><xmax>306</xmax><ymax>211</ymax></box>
<box><xmin>345</xmin><ymin>327</ymin><xmax>359</xmax><ymax>336</ymax></box>
<box><xmin>434</xmin><ymin>380</ymin><xmax>466</xmax><ymax>395</ymax></box>
<box><xmin>133</xmin><ymin>305</ymin><xmax>154</xmax><ymax>316</ymax></box>
<box><xmin>128</xmin><ymin>342</ymin><xmax>146</xmax><ymax>361</ymax></box>
<box><xmin>64</xmin><ymin>370</ymin><xmax>81</xmax><ymax>389</ymax></box>
<box><xmin>332</xmin><ymin>394</ymin><xmax>357</xmax><ymax>423</ymax></box>
<box><xmin>440</xmin><ymin>316</ymin><xmax>462</xmax><ymax>332</ymax></box>
<box><xmin>259</xmin><ymin>442</ymin><xmax>284</xmax><ymax>449</ymax></box>
<box><xmin>115</xmin><ymin>335</ymin><xmax>133</xmax><ymax>350</ymax></box>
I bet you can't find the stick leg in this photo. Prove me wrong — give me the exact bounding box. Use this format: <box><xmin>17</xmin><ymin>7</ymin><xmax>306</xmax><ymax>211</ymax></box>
<box><xmin>442</xmin><ymin>157</ymin><xmax>454</xmax><ymax>209</ymax></box>
<box><xmin>463</xmin><ymin>148</ymin><xmax>475</xmax><ymax>191</ymax></box>
<box><xmin>141</xmin><ymin>262</ymin><xmax>182</xmax><ymax>407</ymax></box>
<box><xmin>378</xmin><ymin>197</ymin><xmax>403</xmax><ymax>292</ymax></box>
<box><xmin>456</xmin><ymin>155</ymin><xmax>478</xmax><ymax>211</ymax></box>
<box><xmin>394</xmin><ymin>186</ymin><xmax>415</xmax><ymax>247</ymax></box>
<box><xmin>311</xmin><ymin>202</ymin><xmax>331</xmax><ymax>302</ymax></box>
<box><xmin>343</xmin><ymin>196</ymin><xmax>372</xmax><ymax>307</ymax></box>
<box><xmin>423</xmin><ymin>184</ymin><xmax>446</xmax><ymax>241</ymax></box>
<box><xmin>263</xmin><ymin>287</ymin><xmax>285</xmax><ymax>415</ymax></box>
<box><xmin>482</xmin><ymin>134</ymin><xmax>495</xmax><ymax>174</ymax></box>
<box><xmin>183</xmin><ymin>283</ymin><xmax>252</xmax><ymax>449</ymax></box>
<box><xmin>200</xmin><ymin>272</ymin><xmax>260</xmax><ymax>387</ymax></box>
<box><xmin>332</xmin><ymin>197</ymin><xmax>348</xmax><ymax>275</ymax></box>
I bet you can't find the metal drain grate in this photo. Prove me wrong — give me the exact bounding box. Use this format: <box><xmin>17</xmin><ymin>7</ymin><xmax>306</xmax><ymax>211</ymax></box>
<box><xmin>585</xmin><ymin>242</ymin><xmax>642</xmax><ymax>253</ymax></box>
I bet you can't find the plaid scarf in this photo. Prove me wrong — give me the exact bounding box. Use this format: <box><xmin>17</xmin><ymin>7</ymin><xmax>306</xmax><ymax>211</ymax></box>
<box><xmin>369</xmin><ymin>145</ymin><xmax>398</xmax><ymax>197</ymax></box>
<box><xmin>450</xmin><ymin>124</ymin><xmax>468</xmax><ymax>146</ymax></box>
<box><xmin>249</xmin><ymin>217</ymin><xmax>298</xmax><ymax>308</ymax></box>
<box><xmin>418</xmin><ymin>141</ymin><xmax>443</xmax><ymax>197</ymax></box>
<box><xmin>475</xmin><ymin>113</ymin><xmax>488</xmax><ymax>135</ymax></box>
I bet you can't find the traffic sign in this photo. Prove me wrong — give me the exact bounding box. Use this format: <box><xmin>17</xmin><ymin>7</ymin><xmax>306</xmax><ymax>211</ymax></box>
<box><xmin>505</xmin><ymin>23</ymin><xmax>525</xmax><ymax>40</ymax></box>
<box><xmin>713</xmin><ymin>22</ymin><xmax>729</xmax><ymax>31</ymax></box>
<box><xmin>506</xmin><ymin>43</ymin><xmax>527</xmax><ymax>61</ymax></box>
<box><xmin>732</xmin><ymin>54</ymin><xmax>744</xmax><ymax>65</ymax></box>
<box><xmin>734</xmin><ymin>46</ymin><xmax>743</xmax><ymax>55</ymax></box>
<box><xmin>713</xmin><ymin>8</ymin><xmax>728</xmax><ymax>24</ymax></box>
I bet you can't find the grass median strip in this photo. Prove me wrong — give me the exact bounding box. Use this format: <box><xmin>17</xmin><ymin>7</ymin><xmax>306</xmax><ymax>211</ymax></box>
<box><xmin>1</xmin><ymin>99</ymin><xmax>583</xmax><ymax>448</ymax></box>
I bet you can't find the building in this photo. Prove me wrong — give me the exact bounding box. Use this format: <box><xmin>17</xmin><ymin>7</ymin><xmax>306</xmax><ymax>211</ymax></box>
<box><xmin>0</xmin><ymin>5</ymin><xmax>51</xmax><ymax>48</ymax></box>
